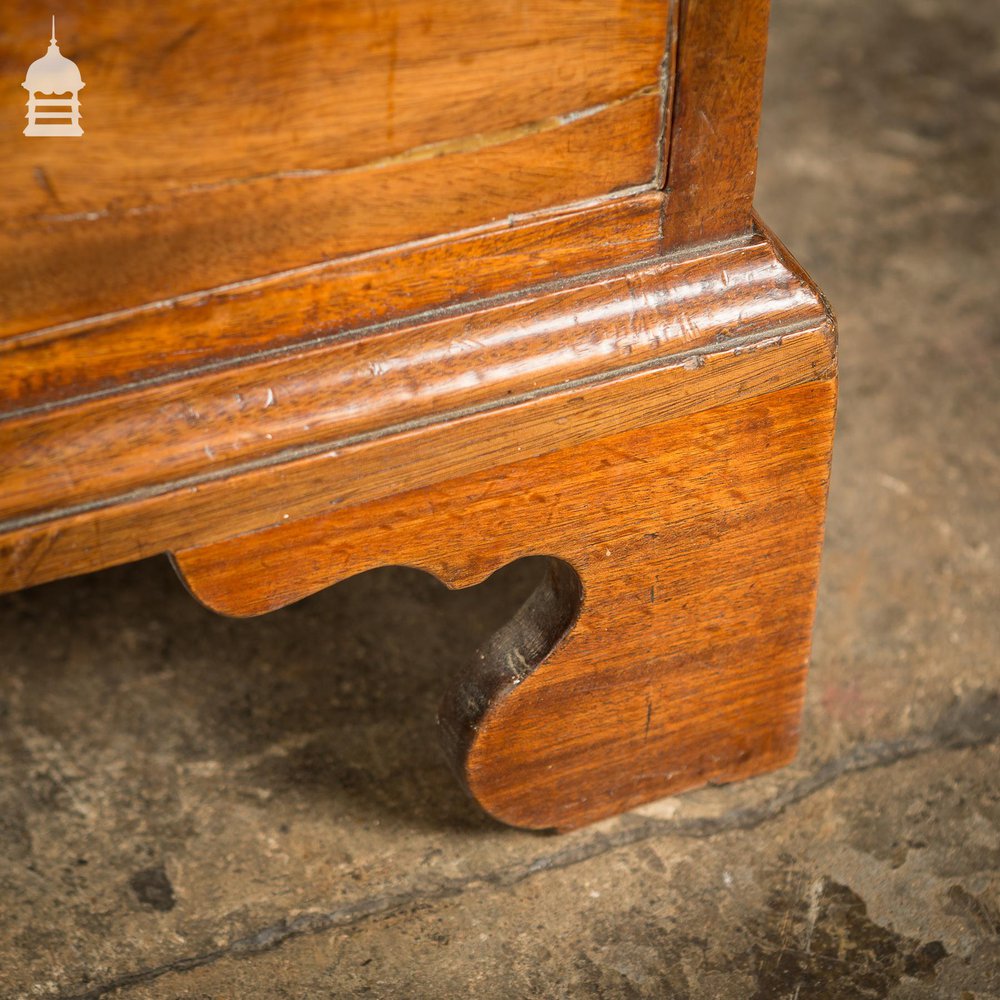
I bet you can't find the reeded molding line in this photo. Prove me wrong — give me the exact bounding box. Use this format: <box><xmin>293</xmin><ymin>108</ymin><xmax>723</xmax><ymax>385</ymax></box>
<box><xmin>0</xmin><ymin>315</ymin><xmax>831</xmax><ymax>537</ymax></box>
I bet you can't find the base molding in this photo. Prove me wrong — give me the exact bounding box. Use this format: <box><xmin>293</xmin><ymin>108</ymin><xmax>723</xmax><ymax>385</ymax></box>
<box><xmin>0</xmin><ymin>222</ymin><xmax>833</xmax><ymax>595</ymax></box>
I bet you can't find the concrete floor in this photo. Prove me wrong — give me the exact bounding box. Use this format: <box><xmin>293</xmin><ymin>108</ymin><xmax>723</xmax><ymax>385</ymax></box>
<box><xmin>2</xmin><ymin>0</ymin><xmax>998</xmax><ymax>996</ymax></box>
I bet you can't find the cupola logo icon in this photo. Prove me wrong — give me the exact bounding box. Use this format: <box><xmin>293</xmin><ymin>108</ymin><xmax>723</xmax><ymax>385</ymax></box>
<box><xmin>22</xmin><ymin>16</ymin><xmax>85</xmax><ymax>136</ymax></box>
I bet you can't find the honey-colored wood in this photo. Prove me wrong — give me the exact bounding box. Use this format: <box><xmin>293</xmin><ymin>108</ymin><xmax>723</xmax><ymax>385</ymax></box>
<box><xmin>0</xmin><ymin>0</ymin><xmax>838</xmax><ymax>831</ymax></box>
<box><xmin>0</xmin><ymin>232</ymin><xmax>825</xmax><ymax>528</ymax></box>
<box><xmin>0</xmin><ymin>0</ymin><xmax>672</xmax><ymax>340</ymax></box>
<box><xmin>176</xmin><ymin>380</ymin><xmax>836</xmax><ymax>830</ymax></box>
<box><xmin>0</xmin><ymin>0</ymin><xmax>773</xmax><ymax>403</ymax></box>
<box><xmin>663</xmin><ymin>0</ymin><xmax>772</xmax><ymax>243</ymax></box>
<box><xmin>0</xmin><ymin>195</ymin><xmax>666</xmax><ymax>413</ymax></box>
<box><xmin>0</xmin><ymin>229</ymin><xmax>832</xmax><ymax>593</ymax></box>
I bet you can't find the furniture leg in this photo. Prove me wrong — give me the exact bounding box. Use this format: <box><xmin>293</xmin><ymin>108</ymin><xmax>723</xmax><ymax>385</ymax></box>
<box><xmin>174</xmin><ymin>378</ymin><xmax>835</xmax><ymax>830</ymax></box>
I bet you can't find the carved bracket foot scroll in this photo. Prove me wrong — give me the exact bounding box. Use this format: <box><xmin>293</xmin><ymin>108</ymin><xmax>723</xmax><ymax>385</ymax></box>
<box><xmin>174</xmin><ymin>377</ymin><xmax>836</xmax><ymax>831</ymax></box>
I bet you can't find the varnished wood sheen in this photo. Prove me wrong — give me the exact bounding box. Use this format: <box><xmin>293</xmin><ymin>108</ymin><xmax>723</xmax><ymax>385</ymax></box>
<box><xmin>663</xmin><ymin>0</ymin><xmax>772</xmax><ymax>243</ymax></box>
<box><xmin>0</xmin><ymin>0</ymin><xmax>672</xmax><ymax>339</ymax></box>
<box><xmin>0</xmin><ymin>234</ymin><xmax>827</xmax><ymax>531</ymax></box>
<box><xmin>0</xmin><ymin>195</ymin><xmax>667</xmax><ymax>412</ymax></box>
<box><xmin>1</xmin><ymin>0</ymin><xmax>837</xmax><ymax>830</ymax></box>
<box><xmin>177</xmin><ymin>381</ymin><xmax>835</xmax><ymax>830</ymax></box>
<box><xmin>0</xmin><ymin>231</ymin><xmax>833</xmax><ymax>593</ymax></box>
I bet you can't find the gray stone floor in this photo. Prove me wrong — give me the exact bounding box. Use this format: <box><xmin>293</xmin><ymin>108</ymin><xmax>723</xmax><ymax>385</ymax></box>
<box><xmin>2</xmin><ymin>0</ymin><xmax>998</xmax><ymax>996</ymax></box>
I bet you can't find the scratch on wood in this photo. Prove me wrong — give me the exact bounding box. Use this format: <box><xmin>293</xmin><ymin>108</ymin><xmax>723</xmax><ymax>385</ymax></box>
<box><xmin>151</xmin><ymin>19</ymin><xmax>205</xmax><ymax>68</ymax></box>
<box><xmin>199</xmin><ymin>83</ymin><xmax>655</xmax><ymax>181</ymax></box>
<box><xmin>32</xmin><ymin>85</ymin><xmax>659</xmax><ymax>224</ymax></box>
<box><xmin>33</xmin><ymin>166</ymin><xmax>61</xmax><ymax>207</ymax></box>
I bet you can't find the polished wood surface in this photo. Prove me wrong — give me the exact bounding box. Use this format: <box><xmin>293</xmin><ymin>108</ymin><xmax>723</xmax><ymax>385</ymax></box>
<box><xmin>176</xmin><ymin>380</ymin><xmax>836</xmax><ymax>830</ymax></box>
<box><xmin>0</xmin><ymin>230</ymin><xmax>825</xmax><ymax>529</ymax></box>
<box><xmin>1</xmin><ymin>0</ymin><xmax>838</xmax><ymax>830</ymax></box>
<box><xmin>0</xmin><ymin>195</ymin><xmax>666</xmax><ymax>413</ymax></box>
<box><xmin>0</xmin><ymin>0</ymin><xmax>776</xmax><ymax>409</ymax></box>
<box><xmin>0</xmin><ymin>0</ymin><xmax>673</xmax><ymax>339</ymax></box>
<box><xmin>0</xmin><ymin>228</ymin><xmax>832</xmax><ymax>594</ymax></box>
<box><xmin>664</xmin><ymin>0</ymin><xmax>772</xmax><ymax>244</ymax></box>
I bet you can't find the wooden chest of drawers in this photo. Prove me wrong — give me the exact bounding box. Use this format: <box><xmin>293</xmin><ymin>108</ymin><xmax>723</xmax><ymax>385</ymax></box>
<box><xmin>0</xmin><ymin>0</ymin><xmax>836</xmax><ymax>830</ymax></box>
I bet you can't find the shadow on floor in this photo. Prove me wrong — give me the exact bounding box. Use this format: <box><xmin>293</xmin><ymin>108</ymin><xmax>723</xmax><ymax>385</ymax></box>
<box><xmin>2</xmin><ymin>553</ymin><xmax>552</xmax><ymax>836</ymax></box>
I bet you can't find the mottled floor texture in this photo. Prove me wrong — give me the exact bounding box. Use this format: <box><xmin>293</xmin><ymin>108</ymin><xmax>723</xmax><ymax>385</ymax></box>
<box><xmin>2</xmin><ymin>0</ymin><xmax>998</xmax><ymax>996</ymax></box>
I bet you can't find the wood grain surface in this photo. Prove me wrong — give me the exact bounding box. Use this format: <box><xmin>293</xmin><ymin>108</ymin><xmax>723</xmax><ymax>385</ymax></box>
<box><xmin>0</xmin><ymin>195</ymin><xmax>667</xmax><ymax>413</ymax></box>
<box><xmin>0</xmin><ymin>0</ymin><xmax>838</xmax><ymax>831</ymax></box>
<box><xmin>176</xmin><ymin>379</ymin><xmax>837</xmax><ymax>830</ymax></box>
<box><xmin>0</xmin><ymin>229</ymin><xmax>833</xmax><ymax>593</ymax></box>
<box><xmin>0</xmin><ymin>232</ymin><xmax>825</xmax><ymax>525</ymax></box>
<box><xmin>0</xmin><ymin>0</ymin><xmax>775</xmax><ymax>408</ymax></box>
<box><xmin>664</xmin><ymin>0</ymin><xmax>772</xmax><ymax>244</ymax></box>
<box><xmin>0</xmin><ymin>0</ymin><xmax>673</xmax><ymax>339</ymax></box>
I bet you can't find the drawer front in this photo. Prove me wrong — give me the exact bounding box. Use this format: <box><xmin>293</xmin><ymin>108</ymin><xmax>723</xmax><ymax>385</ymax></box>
<box><xmin>0</xmin><ymin>1</ymin><xmax>673</xmax><ymax>338</ymax></box>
